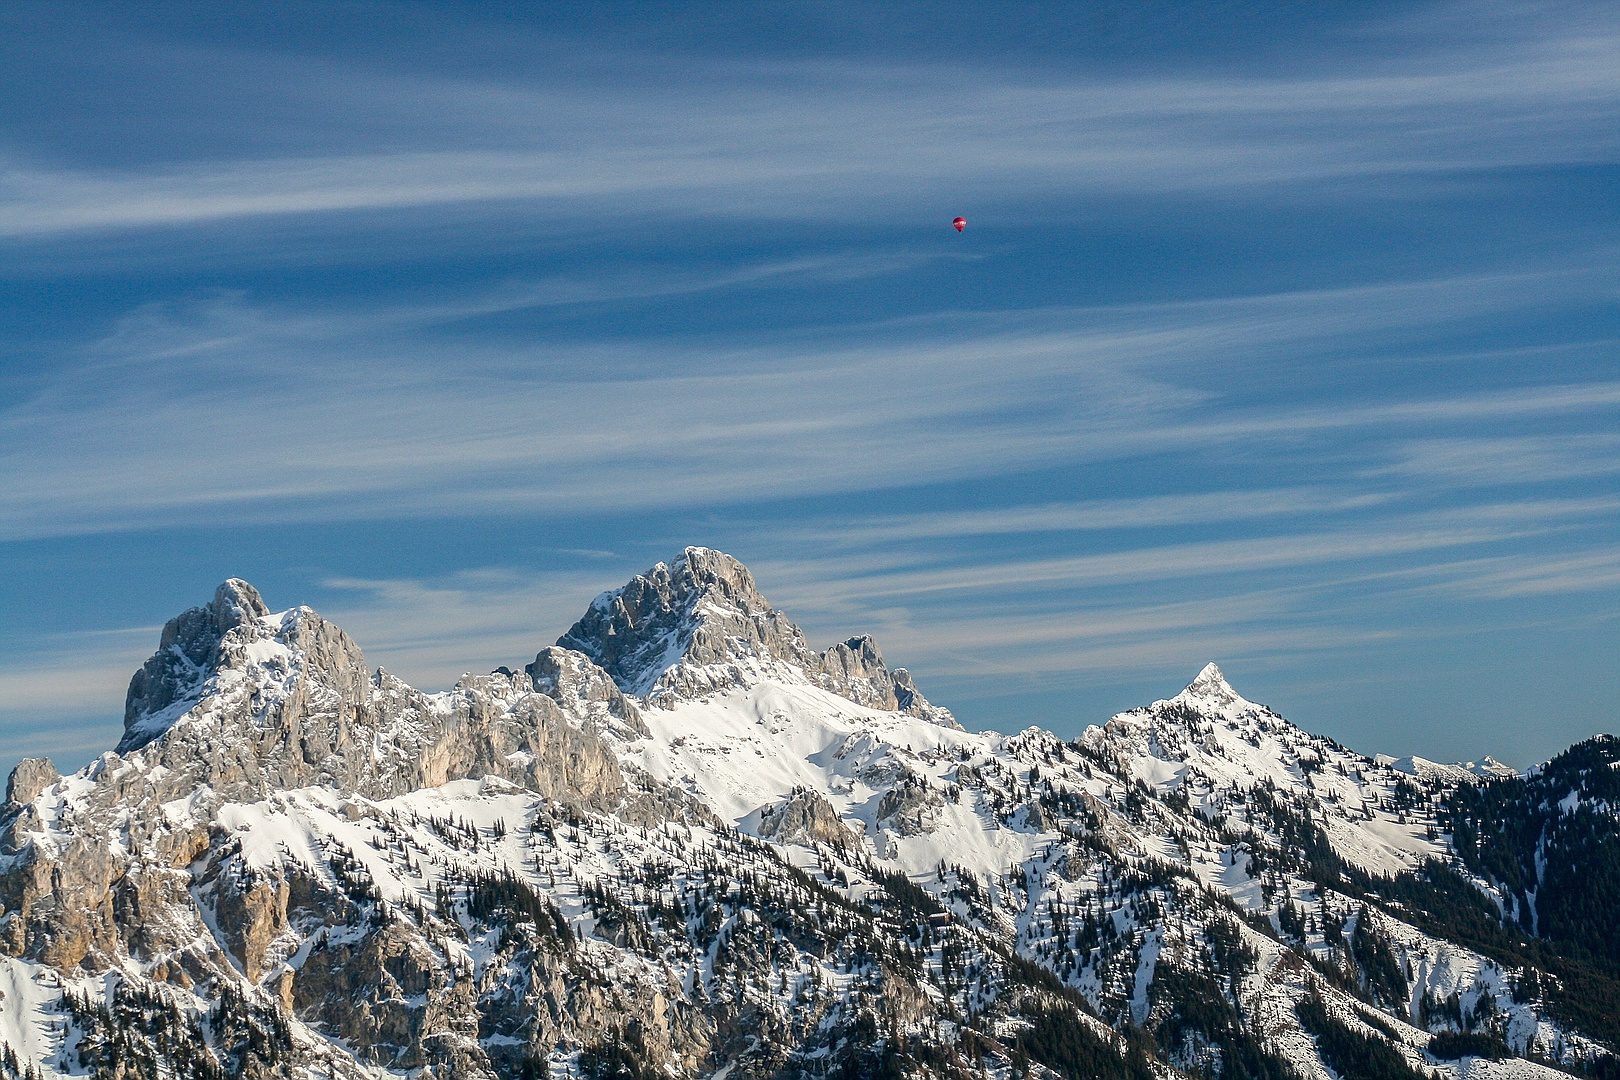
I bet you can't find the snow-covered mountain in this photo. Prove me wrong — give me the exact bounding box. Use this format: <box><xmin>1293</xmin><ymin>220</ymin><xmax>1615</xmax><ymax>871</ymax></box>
<box><xmin>1</xmin><ymin>547</ymin><xmax>1615</xmax><ymax>1080</ymax></box>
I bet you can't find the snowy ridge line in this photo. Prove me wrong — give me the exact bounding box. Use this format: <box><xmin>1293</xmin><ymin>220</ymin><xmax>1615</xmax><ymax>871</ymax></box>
<box><xmin>0</xmin><ymin>550</ymin><xmax>1613</xmax><ymax>1080</ymax></box>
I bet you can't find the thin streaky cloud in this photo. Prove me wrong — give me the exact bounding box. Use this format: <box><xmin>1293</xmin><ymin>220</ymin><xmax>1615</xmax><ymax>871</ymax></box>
<box><xmin>808</xmin><ymin>592</ymin><xmax>1307</xmax><ymax>654</ymax></box>
<box><xmin>1</xmin><ymin>6</ymin><xmax>1614</xmax><ymax>236</ymax></box>
<box><xmin>767</xmin><ymin>490</ymin><xmax>1618</xmax><ymax>553</ymax></box>
<box><xmin>776</xmin><ymin>489</ymin><xmax>1397</xmax><ymax>546</ymax></box>
<box><xmin>911</xmin><ymin>627</ymin><xmax>1406</xmax><ymax>683</ymax></box>
<box><xmin>26</xmin><ymin>260</ymin><xmax>1607</xmax><ymax>396</ymax></box>
<box><xmin>1369</xmin><ymin>434</ymin><xmax>1620</xmax><ymax>486</ymax></box>
<box><xmin>751</xmin><ymin>505</ymin><xmax>1610</xmax><ymax>605</ymax></box>
<box><xmin>1401</xmin><ymin>547</ymin><xmax>1620</xmax><ymax>600</ymax></box>
<box><xmin>760</xmin><ymin>534</ymin><xmax>1442</xmax><ymax>606</ymax></box>
<box><xmin>1</xmin><ymin>259</ymin><xmax>1615</xmax><ymax>540</ymax></box>
<box><xmin>0</xmin><ymin>638</ymin><xmax>154</xmax><ymax>713</ymax></box>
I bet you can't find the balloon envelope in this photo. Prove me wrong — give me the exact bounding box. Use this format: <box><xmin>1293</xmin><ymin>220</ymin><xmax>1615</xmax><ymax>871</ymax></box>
<box><xmin>952</xmin><ymin>217</ymin><xmax>966</xmax><ymax>231</ymax></box>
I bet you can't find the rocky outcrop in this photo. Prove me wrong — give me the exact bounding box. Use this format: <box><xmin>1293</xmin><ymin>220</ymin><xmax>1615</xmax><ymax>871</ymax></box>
<box><xmin>103</xmin><ymin>594</ymin><xmax>635</xmax><ymax>813</ymax></box>
<box><xmin>758</xmin><ymin>788</ymin><xmax>861</xmax><ymax>849</ymax></box>
<box><xmin>407</xmin><ymin>670</ymin><xmax>628</xmax><ymax>809</ymax></box>
<box><xmin>0</xmin><ymin>581</ymin><xmax>638</xmax><ymax>980</ymax></box>
<box><xmin>0</xmin><ymin>581</ymin><xmax>634</xmax><ymax>1040</ymax></box>
<box><xmin>4</xmin><ymin>758</ymin><xmax>56</xmax><ymax>806</ymax></box>
<box><xmin>527</xmin><ymin>645</ymin><xmax>649</xmax><ymax>740</ymax></box>
<box><xmin>875</xmin><ymin>774</ymin><xmax>946</xmax><ymax>836</ymax></box>
<box><xmin>812</xmin><ymin>637</ymin><xmax>957</xmax><ymax>728</ymax></box>
<box><xmin>892</xmin><ymin>667</ymin><xmax>959</xmax><ymax>728</ymax></box>
<box><xmin>558</xmin><ymin>547</ymin><xmax>816</xmax><ymax>698</ymax></box>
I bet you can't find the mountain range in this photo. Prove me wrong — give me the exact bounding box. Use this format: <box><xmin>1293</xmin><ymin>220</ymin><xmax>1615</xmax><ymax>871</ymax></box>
<box><xmin>1</xmin><ymin>547</ymin><xmax>1616</xmax><ymax>1080</ymax></box>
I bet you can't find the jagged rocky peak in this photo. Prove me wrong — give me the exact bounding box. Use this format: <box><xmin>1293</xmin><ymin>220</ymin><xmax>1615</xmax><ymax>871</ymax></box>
<box><xmin>558</xmin><ymin>546</ymin><xmax>807</xmax><ymax>696</ymax></box>
<box><xmin>120</xmin><ymin>577</ymin><xmax>274</xmax><ymax>751</ymax></box>
<box><xmin>1090</xmin><ymin>661</ymin><xmax>1290</xmax><ymax>766</ymax></box>
<box><xmin>117</xmin><ymin>576</ymin><xmax>372</xmax><ymax>760</ymax></box>
<box><xmin>526</xmin><ymin>645</ymin><xmax>649</xmax><ymax>739</ymax></box>
<box><xmin>1145</xmin><ymin>661</ymin><xmax>1277</xmax><ymax>729</ymax></box>
<box><xmin>558</xmin><ymin>546</ymin><xmax>961</xmax><ymax>726</ymax></box>
<box><xmin>65</xmin><ymin>578</ymin><xmax>634</xmax><ymax>813</ymax></box>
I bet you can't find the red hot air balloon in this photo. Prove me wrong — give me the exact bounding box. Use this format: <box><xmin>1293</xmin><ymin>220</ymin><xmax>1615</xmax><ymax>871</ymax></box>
<box><xmin>953</xmin><ymin>216</ymin><xmax>966</xmax><ymax>231</ymax></box>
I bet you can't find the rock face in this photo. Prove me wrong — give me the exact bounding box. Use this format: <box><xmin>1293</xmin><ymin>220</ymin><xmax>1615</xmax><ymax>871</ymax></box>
<box><xmin>527</xmin><ymin>645</ymin><xmax>648</xmax><ymax>740</ymax></box>
<box><xmin>114</xmin><ymin>600</ymin><xmax>630</xmax><ymax>810</ymax></box>
<box><xmin>875</xmin><ymin>775</ymin><xmax>946</xmax><ymax>836</ymax></box>
<box><xmin>3</xmin><ymin>758</ymin><xmax>56</xmax><ymax>807</ymax></box>
<box><xmin>758</xmin><ymin>788</ymin><xmax>861</xmax><ymax>849</ymax></box>
<box><xmin>559</xmin><ymin>547</ymin><xmax>793</xmax><ymax>696</ymax></box>
<box><xmin>120</xmin><ymin>577</ymin><xmax>272</xmax><ymax>751</ymax></box>
<box><xmin>0</xmin><ymin>549</ymin><xmax>1615</xmax><ymax>1080</ymax></box>
<box><xmin>560</xmin><ymin>546</ymin><xmax>960</xmax><ymax>727</ymax></box>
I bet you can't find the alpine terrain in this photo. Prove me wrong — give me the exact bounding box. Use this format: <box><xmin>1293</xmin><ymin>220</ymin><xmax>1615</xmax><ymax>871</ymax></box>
<box><xmin>2</xmin><ymin>547</ymin><xmax>1617</xmax><ymax>1080</ymax></box>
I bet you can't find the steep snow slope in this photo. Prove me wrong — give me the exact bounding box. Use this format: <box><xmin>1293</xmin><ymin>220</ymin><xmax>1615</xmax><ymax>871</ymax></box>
<box><xmin>626</xmin><ymin>680</ymin><xmax>1042</xmax><ymax>883</ymax></box>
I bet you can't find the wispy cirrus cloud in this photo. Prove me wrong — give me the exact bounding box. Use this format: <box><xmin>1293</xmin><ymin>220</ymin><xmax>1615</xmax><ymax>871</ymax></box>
<box><xmin>0</xmin><ymin>627</ymin><xmax>154</xmax><ymax>777</ymax></box>
<box><xmin>0</xmin><ymin>628</ymin><xmax>154</xmax><ymax>714</ymax></box>
<box><xmin>1</xmin><ymin>2</ymin><xmax>1614</xmax><ymax>237</ymax></box>
<box><xmin>748</xmin><ymin>497</ymin><xmax>1615</xmax><ymax>617</ymax></box>
<box><xmin>1370</xmin><ymin>434</ymin><xmax>1620</xmax><ymax>485</ymax></box>
<box><xmin>777</xmin><ymin>488</ymin><xmax>1395</xmax><ymax>545</ymax></box>
<box><xmin>1</xmin><ymin>263</ymin><xmax>1614</xmax><ymax>542</ymax></box>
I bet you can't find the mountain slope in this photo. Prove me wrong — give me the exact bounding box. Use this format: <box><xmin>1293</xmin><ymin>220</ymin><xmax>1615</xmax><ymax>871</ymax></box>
<box><xmin>0</xmin><ymin>548</ymin><xmax>1613</xmax><ymax>1080</ymax></box>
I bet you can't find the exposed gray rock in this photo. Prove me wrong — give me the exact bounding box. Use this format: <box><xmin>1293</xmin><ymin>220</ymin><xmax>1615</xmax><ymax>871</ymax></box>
<box><xmin>4</xmin><ymin>758</ymin><xmax>57</xmax><ymax>806</ymax></box>
<box><xmin>0</xmin><ymin>581</ymin><xmax>635</xmax><ymax>992</ymax></box>
<box><xmin>102</xmin><ymin>592</ymin><xmax>635</xmax><ymax>813</ymax></box>
<box><xmin>121</xmin><ymin>578</ymin><xmax>270</xmax><ymax>752</ymax></box>
<box><xmin>757</xmin><ymin>788</ymin><xmax>860</xmax><ymax>849</ymax></box>
<box><xmin>875</xmin><ymin>774</ymin><xmax>945</xmax><ymax>836</ymax></box>
<box><xmin>558</xmin><ymin>547</ymin><xmax>811</xmax><ymax>698</ymax></box>
<box><xmin>892</xmin><ymin>667</ymin><xmax>959</xmax><ymax>728</ymax></box>
<box><xmin>558</xmin><ymin>547</ymin><xmax>960</xmax><ymax>727</ymax></box>
<box><xmin>527</xmin><ymin>646</ymin><xmax>649</xmax><ymax>739</ymax></box>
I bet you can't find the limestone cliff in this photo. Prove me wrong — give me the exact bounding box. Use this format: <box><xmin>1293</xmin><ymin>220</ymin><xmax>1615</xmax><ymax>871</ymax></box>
<box><xmin>560</xmin><ymin>546</ymin><xmax>960</xmax><ymax>727</ymax></box>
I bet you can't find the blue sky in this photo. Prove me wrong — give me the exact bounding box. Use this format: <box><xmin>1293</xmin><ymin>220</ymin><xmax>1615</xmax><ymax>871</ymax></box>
<box><xmin>1</xmin><ymin>1</ymin><xmax>1616</xmax><ymax>779</ymax></box>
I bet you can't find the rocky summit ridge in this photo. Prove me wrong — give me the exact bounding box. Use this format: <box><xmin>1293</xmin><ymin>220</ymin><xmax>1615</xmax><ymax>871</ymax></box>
<box><xmin>0</xmin><ymin>549</ymin><xmax>1617</xmax><ymax>1080</ymax></box>
<box><xmin>559</xmin><ymin>546</ymin><xmax>959</xmax><ymax>726</ymax></box>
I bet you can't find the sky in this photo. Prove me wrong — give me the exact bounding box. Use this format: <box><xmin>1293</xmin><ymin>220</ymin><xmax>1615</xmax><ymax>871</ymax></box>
<box><xmin>1</xmin><ymin>0</ymin><xmax>1616</xmax><ymax>781</ymax></box>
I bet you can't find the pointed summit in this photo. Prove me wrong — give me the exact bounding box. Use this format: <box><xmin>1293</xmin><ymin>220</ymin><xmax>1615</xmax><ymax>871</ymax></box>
<box><xmin>557</xmin><ymin>547</ymin><xmax>960</xmax><ymax>725</ymax></box>
<box><xmin>120</xmin><ymin>578</ymin><xmax>273</xmax><ymax>751</ymax></box>
<box><xmin>557</xmin><ymin>547</ymin><xmax>803</xmax><ymax>698</ymax></box>
<box><xmin>1167</xmin><ymin>661</ymin><xmax>1264</xmax><ymax>719</ymax></box>
<box><xmin>1184</xmin><ymin>662</ymin><xmax>1238</xmax><ymax>703</ymax></box>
